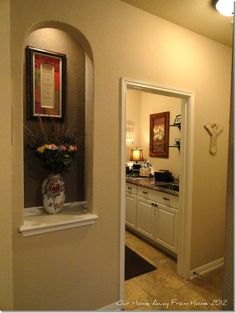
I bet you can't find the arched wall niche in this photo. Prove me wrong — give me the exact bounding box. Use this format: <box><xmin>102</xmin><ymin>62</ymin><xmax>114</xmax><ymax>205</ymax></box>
<box><xmin>23</xmin><ymin>21</ymin><xmax>94</xmax><ymax>210</ymax></box>
<box><xmin>24</xmin><ymin>21</ymin><xmax>94</xmax><ymax>62</ymax></box>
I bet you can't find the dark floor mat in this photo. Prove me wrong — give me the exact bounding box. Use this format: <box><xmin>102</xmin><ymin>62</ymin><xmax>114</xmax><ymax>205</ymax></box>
<box><xmin>125</xmin><ymin>245</ymin><xmax>157</xmax><ymax>280</ymax></box>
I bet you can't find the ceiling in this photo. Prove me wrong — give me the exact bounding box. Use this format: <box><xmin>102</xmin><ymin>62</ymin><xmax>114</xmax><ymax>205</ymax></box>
<box><xmin>121</xmin><ymin>0</ymin><xmax>233</xmax><ymax>46</ymax></box>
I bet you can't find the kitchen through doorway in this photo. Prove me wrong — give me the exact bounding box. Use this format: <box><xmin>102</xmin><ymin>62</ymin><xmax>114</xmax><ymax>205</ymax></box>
<box><xmin>119</xmin><ymin>78</ymin><xmax>195</xmax><ymax>302</ymax></box>
<box><xmin>125</xmin><ymin>87</ymin><xmax>181</xmax><ymax>255</ymax></box>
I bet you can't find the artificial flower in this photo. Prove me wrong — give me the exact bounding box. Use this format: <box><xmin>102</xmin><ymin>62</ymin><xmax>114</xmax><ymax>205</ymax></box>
<box><xmin>58</xmin><ymin>145</ymin><xmax>67</xmax><ymax>151</ymax></box>
<box><xmin>49</xmin><ymin>144</ymin><xmax>57</xmax><ymax>150</ymax></box>
<box><xmin>37</xmin><ymin>144</ymin><xmax>50</xmax><ymax>153</ymax></box>
<box><xmin>68</xmin><ymin>145</ymin><xmax>78</xmax><ymax>152</ymax></box>
<box><xmin>25</xmin><ymin>119</ymin><xmax>79</xmax><ymax>174</ymax></box>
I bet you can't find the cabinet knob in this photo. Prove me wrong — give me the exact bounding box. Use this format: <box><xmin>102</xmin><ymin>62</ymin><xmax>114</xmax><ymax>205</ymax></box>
<box><xmin>128</xmin><ymin>187</ymin><xmax>132</xmax><ymax>190</ymax></box>
<box><xmin>151</xmin><ymin>203</ymin><xmax>158</xmax><ymax>207</ymax></box>
<box><xmin>143</xmin><ymin>191</ymin><xmax>148</xmax><ymax>195</ymax></box>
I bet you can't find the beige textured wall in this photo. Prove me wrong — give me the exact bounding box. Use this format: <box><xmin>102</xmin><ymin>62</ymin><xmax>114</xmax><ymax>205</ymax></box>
<box><xmin>0</xmin><ymin>0</ymin><xmax>14</xmax><ymax>309</ymax></box>
<box><xmin>222</xmin><ymin>62</ymin><xmax>234</xmax><ymax>310</ymax></box>
<box><xmin>5</xmin><ymin>0</ymin><xmax>232</xmax><ymax>310</ymax></box>
<box><xmin>126</xmin><ymin>89</ymin><xmax>141</xmax><ymax>161</ymax></box>
<box><xmin>24</xmin><ymin>28</ymin><xmax>85</xmax><ymax>207</ymax></box>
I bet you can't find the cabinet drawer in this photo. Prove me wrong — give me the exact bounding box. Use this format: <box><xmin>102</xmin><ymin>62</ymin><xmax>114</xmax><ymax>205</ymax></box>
<box><xmin>126</xmin><ymin>183</ymin><xmax>137</xmax><ymax>195</ymax></box>
<box><xmin>157</xmin><ymin>193</ymin><xmax>179</xmax><ymax>209</ymax></box>
<box><xmin>137</xmin><ymin>186</ymin><xmax>179</xmax><ymax>209</ymax></box>
<box><xmin>137</xmin><ymin>186</ymin><xmax>158</xmax><ymax>201</ymax></box>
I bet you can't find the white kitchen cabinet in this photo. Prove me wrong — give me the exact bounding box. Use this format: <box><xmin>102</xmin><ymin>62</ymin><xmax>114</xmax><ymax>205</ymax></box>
<box><xmin>125</xmin><ymin>182</ymin><xmax>179</xmax><ymax>255</ymax></box>
<box><xmin>155</xmin><ymin>203</ymin><xmax>178</xmax><ymax>253</ymax></box>
<box><xmin>136</xmin><ymin>197</ymin><xmax>155</xmax><ymax>239</ymax></box>
<box><xmin>126</xmin><ymin>193</ymin><xmax>137</xmax><ymax>229</ymax></box>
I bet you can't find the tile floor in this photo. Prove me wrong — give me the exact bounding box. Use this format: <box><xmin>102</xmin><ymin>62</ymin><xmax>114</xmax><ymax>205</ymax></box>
<box><xmin>125</xmin><ymin>230</ymin><xmax>225</xmax><ymax>311</ymax></box>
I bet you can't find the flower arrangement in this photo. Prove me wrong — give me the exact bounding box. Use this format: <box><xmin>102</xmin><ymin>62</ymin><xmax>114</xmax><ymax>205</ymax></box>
<box><xmin>24</xmin><ymin>118</ymin><xmax>78</xmax><ymax>174</ymax></box>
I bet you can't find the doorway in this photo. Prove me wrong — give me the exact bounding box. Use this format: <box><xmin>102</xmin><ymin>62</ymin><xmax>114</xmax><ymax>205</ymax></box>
<box><xmin>119</xmin><ymin>78</ymin><xmax>195</xmax><ymax>301</ymax></box>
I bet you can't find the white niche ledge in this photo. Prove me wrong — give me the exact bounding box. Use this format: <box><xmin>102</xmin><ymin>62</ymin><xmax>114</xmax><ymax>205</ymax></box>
<box><xmin>19</xmin><ymin>202</ymin><xmax>98</xmax><ymax>237</ymax></box>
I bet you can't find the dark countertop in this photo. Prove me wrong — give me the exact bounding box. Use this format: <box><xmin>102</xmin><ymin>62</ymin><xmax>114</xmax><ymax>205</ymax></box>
<box><xmin>126</xmin><ymin>177</ymin><xmax>179</xmax><ymax>197</ymax></box>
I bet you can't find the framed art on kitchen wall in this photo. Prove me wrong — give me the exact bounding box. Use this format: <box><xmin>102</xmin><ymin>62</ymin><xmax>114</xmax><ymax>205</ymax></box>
<box><xmin>26</xmin><ymin>46</ymin><xmax>67</xmax><ymax>120</ymax></box>
<box><xmin>149</xmin><ymin>111</ymin><xmax>170</xmax><ymax>158</ymax></box>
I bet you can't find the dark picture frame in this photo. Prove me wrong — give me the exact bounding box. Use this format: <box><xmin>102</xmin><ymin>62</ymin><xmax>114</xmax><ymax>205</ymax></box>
<box><xmin>26</xmin><ymin>46</ymin><xmax>66</xmax><ymax>120</ymax></box>
<box><xmin>149</xmin><ymin>111</ymin><xmax>170</xmax><ymax>158</ymax></box>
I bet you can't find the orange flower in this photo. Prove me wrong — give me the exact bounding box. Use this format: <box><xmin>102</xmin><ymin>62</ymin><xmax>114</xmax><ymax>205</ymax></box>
<box><xmin>68</xmin><ymin>145</ymin><xmax>78</xmax><ymax>152</ymax></box>
<box><xmin>49</xmin><ymin>144</ymin><xmax>57</xmax><ymax>150</ymax></box>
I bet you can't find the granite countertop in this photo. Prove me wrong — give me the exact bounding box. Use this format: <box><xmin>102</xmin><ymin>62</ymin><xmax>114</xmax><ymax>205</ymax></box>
<box><xmin>126</xmin><ymin>177</ymin><xmax>179</xmax><ymax>197</ymax></box>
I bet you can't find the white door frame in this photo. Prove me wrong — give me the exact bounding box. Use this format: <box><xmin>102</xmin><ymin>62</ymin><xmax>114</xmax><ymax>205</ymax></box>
<box><xmin>119</xmin><ymin>77</ymin><xmax>195</xmax><ymax>301</ymax></box>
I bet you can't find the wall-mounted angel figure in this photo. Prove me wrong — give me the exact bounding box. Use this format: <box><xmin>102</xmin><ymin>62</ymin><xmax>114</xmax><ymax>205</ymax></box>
<box><xmin>204</xmin><ymin>123</ymin><xmax>223</xmax><ymax>155</ymax></box>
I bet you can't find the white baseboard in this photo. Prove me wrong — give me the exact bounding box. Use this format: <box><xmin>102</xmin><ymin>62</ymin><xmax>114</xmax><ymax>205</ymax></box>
<box><xmin>190</xmin><ymin>257</ymin><xmax>224</xmax><ymax>280</ymax></box>
<box><xmin>97</xmin><ymin>302</ymin><xmax>123</xmax><ymax>311</ymax></box>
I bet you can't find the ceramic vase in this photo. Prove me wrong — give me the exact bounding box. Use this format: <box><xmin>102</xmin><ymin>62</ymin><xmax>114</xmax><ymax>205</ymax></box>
<box><xmin>42</xmin><ymin>174</ymin><xmax>65</xmax><ymax>214</ymax></box>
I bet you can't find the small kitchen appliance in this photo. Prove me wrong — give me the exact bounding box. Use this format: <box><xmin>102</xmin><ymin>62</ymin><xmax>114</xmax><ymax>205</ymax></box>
<box><xmin>154</xmin><ymin>170</ymin><xmax>172</xmax><ymax>182</ymax></box>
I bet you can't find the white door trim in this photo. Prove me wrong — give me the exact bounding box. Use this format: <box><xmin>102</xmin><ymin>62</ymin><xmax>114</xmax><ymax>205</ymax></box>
<box><xmin>119</xmin><ymin>77</ymin><xmax>195</xmax><ymax>300</ymax></box>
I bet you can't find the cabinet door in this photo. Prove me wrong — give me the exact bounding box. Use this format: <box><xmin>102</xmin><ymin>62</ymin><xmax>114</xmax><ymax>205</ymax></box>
<box><xmin>126</xmin><ymin>193</ymin><xmax>137</xmax><ymax>229</ymax></box>
<box><xmin>136</xmin><ymin>197</ymin><xmax>155</xmax><ymax>239</ymax></box>
<box><xmin>155</xmin><ymin>204</ymin><xmax>178</xmax><ymax>253</ymax></box>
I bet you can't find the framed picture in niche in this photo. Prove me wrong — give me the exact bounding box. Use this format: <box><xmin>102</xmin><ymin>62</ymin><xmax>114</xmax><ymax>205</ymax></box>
<box><xmin>149</xmin><ymin>111</ymin><xmax>170</xmax><ymax>158</ymax></box>
<box><xmin>26</xmin><ymin>46</ymin><xmax>67</xmax><ymax>120</ymax></box>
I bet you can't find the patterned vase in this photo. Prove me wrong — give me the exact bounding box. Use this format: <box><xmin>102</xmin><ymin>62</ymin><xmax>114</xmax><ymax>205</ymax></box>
<box><xmin>42</xmin><ymin>174</ymin><xmax>65</xmax><ymax>214</ymax></box>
